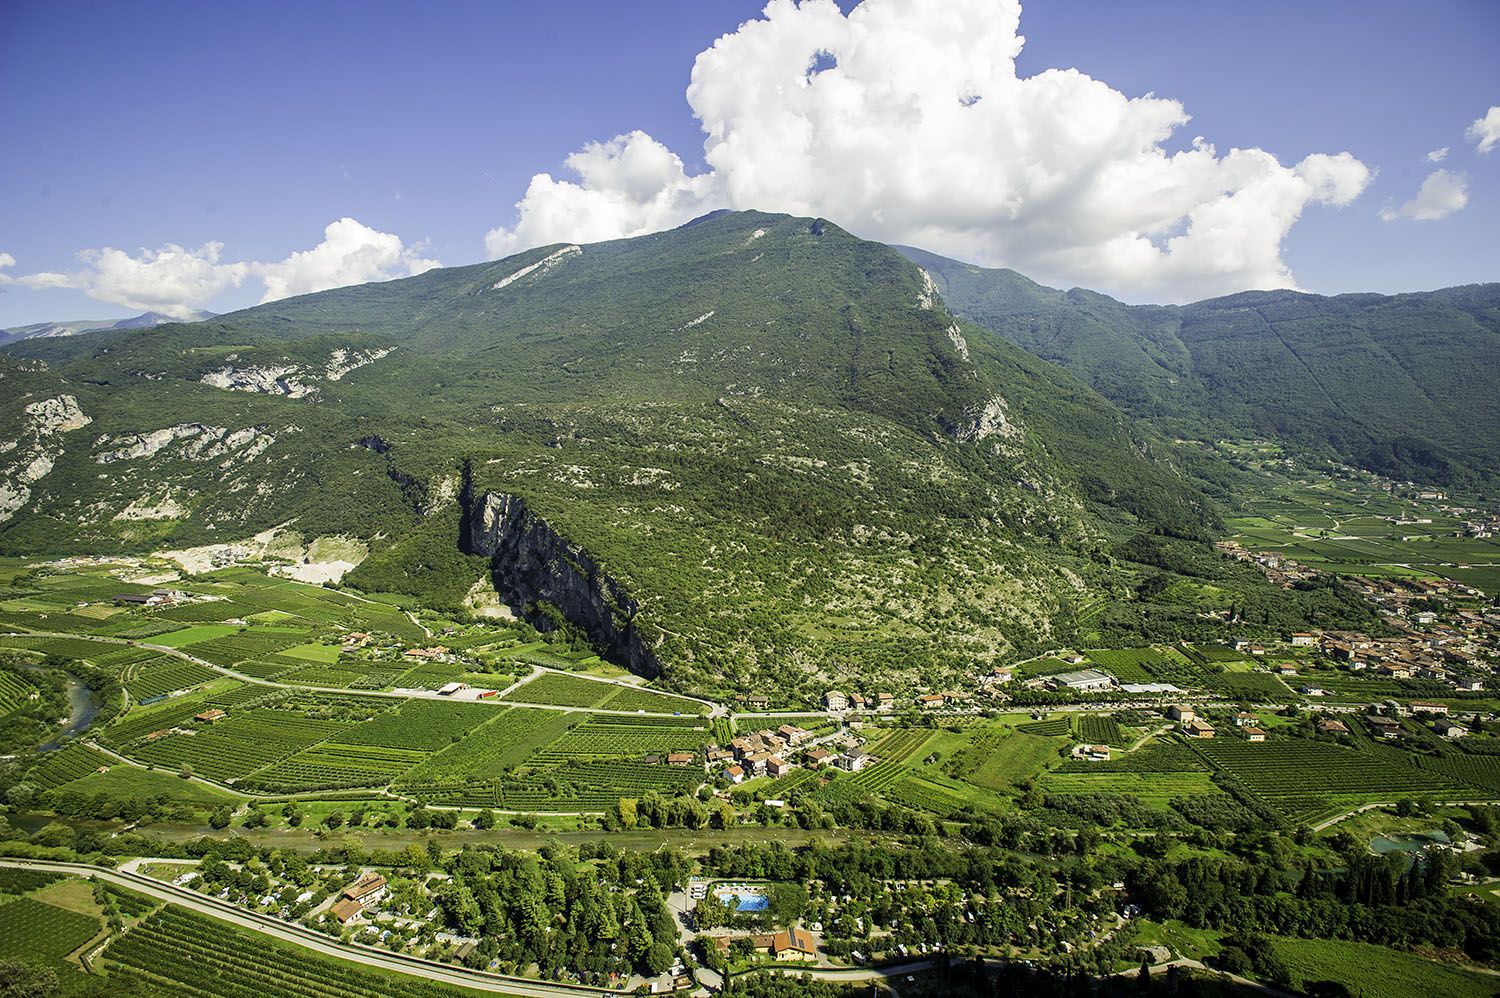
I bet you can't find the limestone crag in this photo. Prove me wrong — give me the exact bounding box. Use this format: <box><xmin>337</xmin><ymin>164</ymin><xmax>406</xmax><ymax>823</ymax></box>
<box><xmin>459</xmin><ymin>468</ymin><xmax>660</xmax><ymax>679</ymax></box>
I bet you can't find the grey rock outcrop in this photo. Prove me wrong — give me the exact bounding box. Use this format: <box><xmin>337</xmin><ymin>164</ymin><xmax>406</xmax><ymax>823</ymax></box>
<box><xmin>459</xmin><ymin>467</ymin><xmax>660</xmax><ymax>679</ymax></box>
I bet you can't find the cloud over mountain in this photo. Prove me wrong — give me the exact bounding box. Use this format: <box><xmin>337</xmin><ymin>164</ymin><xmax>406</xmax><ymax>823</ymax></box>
<box><xmin>0</xmin><ymin>218</ymin><xmax>438</xmax><ymax>319</ymax></box>
<box><xmin>485</xmin><ymin>0</ymin><xmax>1370</xmax><ymax>302</ymax></box>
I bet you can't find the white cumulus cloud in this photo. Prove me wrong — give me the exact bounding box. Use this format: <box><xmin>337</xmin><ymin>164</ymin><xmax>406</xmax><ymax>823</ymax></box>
<box><xmin>1468</xmin><ymin>106</ymin><xmax>1500</xmax><ymax>155</ymax></box>
<box><xmin>484</xmin><ymin>0</ymin><xmax>1371</xmax><ymax>302</ymax></box>
<box><xmin>0</xmin><ymin>242</ymin><xmax>249</xmax><ymax>318</ymax></box>
<box><xmin>485</xmin><ymin>132</ymin><xmax>717</xmax><ymax>260</ymax></box>
<box><xmin>2</xmin><ymin>218</ymin><xmax>439</xmax><ymax>318</ymax></box>
<box><xmin>1380</xmin><ymin>169</ymin><xmax>1469</xmax><ymax>222</ymax></box>
<box><xmin>253</xmin><ymin>217</ymin><xmax>441</xmax><ymax>303</ymax></box>
<box><xmin>1426</xmin><ymin>147</ymin><xmax>1449</xmax><ymax>163</ymax></box>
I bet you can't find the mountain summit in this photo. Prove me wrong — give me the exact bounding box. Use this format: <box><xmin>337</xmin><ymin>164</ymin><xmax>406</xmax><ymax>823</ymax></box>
<box><xmin>1</xmin><ymin>211</ymin><xmax>1212</xmax><ymax>692</ymax></box>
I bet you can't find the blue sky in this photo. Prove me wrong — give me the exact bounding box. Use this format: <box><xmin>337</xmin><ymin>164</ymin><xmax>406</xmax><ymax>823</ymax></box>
<box><xmin>1</xmin><ymin>0</ymin><xmax>1496</xmax><ymax>325</ymax></box>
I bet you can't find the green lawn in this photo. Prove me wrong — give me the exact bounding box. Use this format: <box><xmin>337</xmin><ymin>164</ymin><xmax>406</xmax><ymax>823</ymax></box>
<box><xmin>278</xmin><ymin>642</ymin><xmax>344</xmax><ymax>663</ymax></box>
<box><xmin>1274</xmin><ymin>936</ymin><xmax>1499</xmax><ymax>998</ymax></box>
<box><xmin>54</xmin><ymin>764</ymin><xmax>240</xmax><ymax>804</ymax></box>
<box><xmin>153</xmin><ymin>624</ymin><xmax>241</xmax><ymax>647</ymax></box>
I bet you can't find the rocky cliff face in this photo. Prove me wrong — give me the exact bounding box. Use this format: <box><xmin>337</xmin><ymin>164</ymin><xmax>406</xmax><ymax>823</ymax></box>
<box><xmin>459</xmin><ymin>468</ymin><xmax>660</xmax><ymax>678</ymax></box>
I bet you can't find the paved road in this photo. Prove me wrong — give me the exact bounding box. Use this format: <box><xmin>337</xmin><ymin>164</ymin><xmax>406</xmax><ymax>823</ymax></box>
<box><xmin>0</xmin><ymin>858</ymin><xmax>615</xmax><ymax>998</ymax></box>
<box><xmin>1312</xmin><ymin>799</ymin><xmax>1498</xmax><ymax>832</ymax></box>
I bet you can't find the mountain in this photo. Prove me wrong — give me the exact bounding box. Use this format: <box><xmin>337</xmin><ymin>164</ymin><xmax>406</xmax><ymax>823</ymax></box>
<box><xmin>0</xmin><ymin>310</ymin><xmax>214</xmax><ymax>346</ymax></box>
<box><xmin>0</xmin><ymin>211</ymin><xmax>1220</xmax><ymax>694</ymax></box>
<box><xmin>899</xmin><ymin>246</ymin><xmax>1500</xmax><ymax>488</ymax></box>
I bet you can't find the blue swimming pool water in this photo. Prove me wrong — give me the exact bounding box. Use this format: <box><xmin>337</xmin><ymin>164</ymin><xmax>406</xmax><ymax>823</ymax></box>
<box><xmin>721</xmin><ymin>893</ymin><xmax>769</xmax><ymax>912</ymax></box>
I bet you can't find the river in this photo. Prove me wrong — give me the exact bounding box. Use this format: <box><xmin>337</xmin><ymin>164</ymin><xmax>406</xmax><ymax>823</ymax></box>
<box><xmin>21</xmin><ymin>665</ymin><xmax>101</xmax><ymax>751</ymax></box>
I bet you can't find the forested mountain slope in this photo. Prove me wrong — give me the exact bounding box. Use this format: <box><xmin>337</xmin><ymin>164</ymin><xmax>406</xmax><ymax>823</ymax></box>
<box><xmin>901</xmin><ymin>246</ymin><xmax>1500</xmax><ymax>488</ymax></box>
<box><xmin>1</xmin><ymin>211</ymin><xmax>1215</xmax><ymax>692</ymax></box>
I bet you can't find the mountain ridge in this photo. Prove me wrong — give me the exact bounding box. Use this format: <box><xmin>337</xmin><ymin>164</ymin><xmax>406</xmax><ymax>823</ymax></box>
<box><xmin>898</xmin><ymin>244</ymin><xmax>1500</xmax><ymax>488</ymax></box>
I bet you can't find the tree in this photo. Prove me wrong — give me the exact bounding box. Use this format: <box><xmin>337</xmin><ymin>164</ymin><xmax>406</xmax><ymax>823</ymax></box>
<box><xmin>473</xmin><ymin>809</ymin><xmax>496</xmax><ymax>830</ymax></box>
<box><xmin>324</xmin><ymin>811</ymin><xmax>345</xmax><ymax>830</ymax></box>
<box><xmin>209</xmin><ymin>806</ymin><xmax>233</xmax><ymax>830</ymax></box>
<box><xmin>178</xmin><ymin>763</ymin><xmax>193</xmax><ymax>780</ymax></box>
<box><xmin>0</xmin><ymin>959</ymin><xmax>58</xmax><ymax>998</ymax></box>
<box><xmin>643</xmin><ymin>941</ymin><xmax>676</xmax><ymax>976</ymax></box>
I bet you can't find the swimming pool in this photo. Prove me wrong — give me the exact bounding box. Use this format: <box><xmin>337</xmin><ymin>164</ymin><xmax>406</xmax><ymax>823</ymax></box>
<box><xmin>716</xmin><ymin>888</ymin><xmax>770</xmax><ymax>912</ymax></box>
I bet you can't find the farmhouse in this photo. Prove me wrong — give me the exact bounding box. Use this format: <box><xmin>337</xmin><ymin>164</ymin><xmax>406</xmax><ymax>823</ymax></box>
<box><xmin>1071</xmin><ymin>744</ymin><xmax>1111</xmax><ymax>762</ymax></box>
<box><xmin>1290</xmin><ymin>632</ymin><xmax>1319</xmax><ymax>647</ymax></box>
<box><xmin>329</xmin><ymin>898</ymin><xmax>364</xmax><ymax>924</ymax></box>
<box><xmin>193</xmin><ymin>708</ymin><xmax>226</xmax><ymax>724</ymax></box>
<box><xmin>745</xmin><ymin>694</ymin><xmax>770</xmax><ymax>710</ymax></box>
<box><xmin>771</xmin><ymin>927</ymin><xmax>817</xmax><ymax>961</ymax></box>
<box><xmin>666</xmin><ymin>752</ymin><xmax>695</xmax><ymax>767</ymax></box>
<box><xmin>342</xmin><ymin>873</ymin><xmax>388</xmax><ymax>909</ymax></box>
<box><xmin>1183</xmin><ymin>719</ymin><xmax>1216</xmax><ymax>739</ymax></box>
<box><xmin>916</xmin><ymin>693</ymin><xmax>946</xmax><ymax>709</ymax></box>
<box><xmin>724</xmin><ymin>765</ymin><xmax>745</xmax><ymax>784</ymax></box>
<box><xmin>824</xmin><ymin>690</ymin><xmax>849</xmax><ymax>711</ymax></box>
<box><xmin>1167</xmin><ymin>705</ymin><xmax>1195</xmax><ymax>722</ymax></box>
<box><xmin>804</xmin><ymin>747</ymin><xmax>834</xmax><ymax>767</ymax></box>
<box><xmin>777</xmin><ymin>724</ymin><xmax>811</xmax><ymax>745</ymax></box>
<box><xmin>849</xmin><ymin>693</ymin><xmax>869</xmax><ymax>710</ymax></box>
<box><xmin>1434</xmin><ymin>721</ymin><xmax>1467</xmax><ymax>738</ymax></box>
<box><xmin>1051</xmin><ymin>669</ymin><xmax>1114</xmax><ymax>692</ymax></box>
<box><xmin>765</xmin><ymin>755</ymin><xmax>790</xmax><ymax>777</ymax></box>
<box><xmin>1317</xmin><ymin>718</ymin><xmax>1350</xmax><ymax>735</ymax></box>
<box><xmin>876</xmin><ymin>692</ymin><xmax>895</xmax><ymax>709</ymax></box>
<box><xmin>1275</xmin><ymin>664</ymin><xmax>1299</xmax><ymax>677</ymax></box>
<box><xmin>1367</xmin><ymin>717</ymin><xmax>1403</xmax><ymax>739</ymax></box>
<box><xmin>840</xmin><ymin>749</ymin><xmax>873</xmax><ymax>772</ymax></box>
<box><xmin>1233</xmin><ymin>712</ymin><xmax>1257</xmax><ymax>727</ymax></box>
<box><xmin>436</xmin><ymin>682</ymin><xmax>468</xmax><ymax>696</ymax></box>
<box><xmin>1409</xmin><ymin>701</ymin><xmax>1450</xmax><ymax>716</ymax></box>
<box><xmin>984</xmin><ymin>666</ymin><xmax>1015</xmax><ymax>685</ymax></box>
<box><xmin>404</xmin><ymin>646</ymin><xmax>450</xmax><ymax>660</ymax></box>
<box><xmin>1244</xmin><ymin>727</ymin><xmax>1267</xmax><ymax>743</ymax></box>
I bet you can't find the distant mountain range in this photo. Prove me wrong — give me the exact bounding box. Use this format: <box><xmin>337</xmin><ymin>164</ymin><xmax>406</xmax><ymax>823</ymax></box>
<box><xmin>899</xmin><ymin>246</ymin><xmax>1500</xmax><ymax>487</ymax></box>
<box><xmin>0</xmin><ymin>310</ymin><xmax>214</xmax><ymax>346</ymax></box>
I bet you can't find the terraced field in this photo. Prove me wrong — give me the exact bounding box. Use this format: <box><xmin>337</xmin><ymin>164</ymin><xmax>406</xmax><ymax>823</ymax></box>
<box><xmin>120</xmin><ymin>656</ymin><xmax>217</xmax><ymax>700</ymax></box>
<box><xmin>1192</xmin><ymin>738</ymin><xmax>1467</xmax><ymax>822</ymax></box>
<box><xmin>0</xmin><ymin>670</ymin><xmax>33</xmax><ymax>716</ymax></box>
<box><xmin>501</xmin><ymin>671</ymin><xmax>616</xmax><ymax>708</ymax></box>
<box><xmin>25</xmin><ymin>743</ymin><xmax>113</xmax><ymax>789</ymax></box>
<box><xmin>338</xmin><ymin>699</ymin><xmax>496</xmax><ymax>751</ymax></box>
<box><xmin>132</xmin><ymin>708</ymin><xmax>350</xmax><ymax>782</ymax></box>
<box><xmin>241</xmin><ymin>742</ymin><xmax>427</xmax><ymax>792</ymax></box>
<box><xmin>398</xmin><ymin>708</ymin><xmax>576</xmax><ymax>786</ymax></box>
<box><xmin>105</xmin><ymin>905</ymin><xmax>481</xmax><ymax>998</ymax></box>
<box><xmin>0</xmin><ymin>896</ymin><xmax>100</xmax><ymax>961</ymax></box>
<box><xmin>534</xmin><ymin>716</ymin><xmax>707</xmax><ymax>762</ymax></box>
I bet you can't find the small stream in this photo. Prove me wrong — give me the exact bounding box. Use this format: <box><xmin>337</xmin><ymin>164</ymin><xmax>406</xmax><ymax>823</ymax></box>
<box><xmin>16</xmin><ymin>662</ymin><xmax>100</xmax><ymax>751</ymax></box>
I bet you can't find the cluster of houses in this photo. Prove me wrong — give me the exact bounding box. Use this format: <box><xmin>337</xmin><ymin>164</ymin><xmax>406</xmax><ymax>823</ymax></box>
<box><xmin>1214</xmin><ymin>540</ymin><xmax>1321</xmax><ymax>587</ymax></box>
<box><xmin>112</xmin><ymin>588</ymin><xmax>194</xmax><ymax>608</ymax></box>
<box><xmin>708</xmin><ymin>724</ymin><xmax>872</xmax><ymax>784</ymax></box>
<box><xmin>1163</xmin><ymin>704</ymin><xmax>1267</xmax><ymax>742</ymax></box>
<box><xmin>1359</xmin><ymin>700</ymin><xmax>1470</xmax><ymax>740</ymax></box>
<box><xmin>821</xmin><ymin>690</ymin><xmax>898</xmax><ymax>712</ymax></box>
